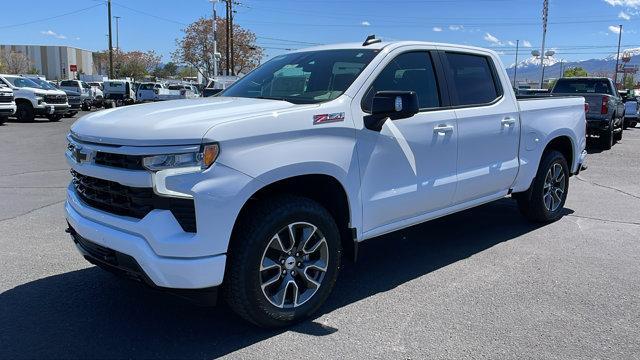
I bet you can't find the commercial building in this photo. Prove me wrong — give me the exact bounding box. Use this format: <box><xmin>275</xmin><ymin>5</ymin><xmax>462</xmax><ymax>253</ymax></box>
<box><xmin>0</xmin><ymin>44</ymin><xmax>95</xmax><ymax>80</ymax></box>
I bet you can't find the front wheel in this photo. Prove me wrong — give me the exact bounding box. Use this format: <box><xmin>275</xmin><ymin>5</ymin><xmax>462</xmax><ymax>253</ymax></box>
<box><xmin>47</xmin><ymin>114</ymin><xmax>62</xmax><ymax>122</ymax></box>
<box><xmin>515</xmin><ymin>150</ymin><xmax>569</xmax><ymax>223</ymax></box>
<box><xmin>224</xmin><ymin>196</ymin><xmax>342</xmax><ymax>328</ymax></box>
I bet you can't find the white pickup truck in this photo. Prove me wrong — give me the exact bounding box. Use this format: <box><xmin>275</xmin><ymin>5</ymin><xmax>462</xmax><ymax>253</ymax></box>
<box><xmin>0</xmin><ymin>84</ymin><xmax>16</xmax><ymax>124</ymax></box>
<box><xmin>0</xmin><ymin>74</ymin><xmax>69</xmax><ymax>122</ymax></box>
<box><xmin>65</xmin><ymin>39</ymin><xmax>587</xmax><ymax>327</ymax></box>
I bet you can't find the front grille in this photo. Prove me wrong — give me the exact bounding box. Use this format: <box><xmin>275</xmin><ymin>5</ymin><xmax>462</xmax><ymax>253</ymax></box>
<box><xmin>71</xmin><ymin>170</ymin><xmax>196</xmax><ymax>232</ymax></box>
<box><xmin>94</xmin><ymin>152</ymin><xmax>145</xmax><ymax>170</ymax></box>
<box><xmin>0</xmin><ymin>95</ymin><xmax>14</xmax><ymax>103</ymax></box>
<box><xmin>68</xmin><ymin>96</ymin><xmax>82</xmax><ymax>105</ymax></box>
<box><xmin>45</xmin><ymin>94</ymin><xmax>67</xmax><ymax>104</ymax></box>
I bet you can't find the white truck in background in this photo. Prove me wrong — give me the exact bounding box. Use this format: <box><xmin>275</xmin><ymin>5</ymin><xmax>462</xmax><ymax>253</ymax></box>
<box><xmin>0</xmin><ymin>83</ymin><xmax>16</xmax><ymax>125</ymax></box>
<box><xmin>0</xmin><ymin>74</ymin><xmax>68</xmax><ymax>122</ymax></box>
<box><xmin>65</xmin><ymin>39</ymin><xmax>587</xmax><ymax>327</ymax></box>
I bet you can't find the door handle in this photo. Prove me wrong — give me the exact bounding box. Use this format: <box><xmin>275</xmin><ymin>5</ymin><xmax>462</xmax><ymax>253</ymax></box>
<box><xmin>434</xmin><ymin>124</ymin><xmax>454</xmax><ymax>134</ymax></box>
<box><xmin>501</xmin><ymin>117</ymin><xmax>517</xmax><ymax>127</ymax></box>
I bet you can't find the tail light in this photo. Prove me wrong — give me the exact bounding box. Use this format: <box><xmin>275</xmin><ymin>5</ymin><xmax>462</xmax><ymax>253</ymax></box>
<box><xmin>601</xmin><ymin>96</ymin><xmax>608</xmax><ymax>115</ymax></box>
<box><xmin>584</xmin><ymin>103</ymin><xmax>590</xmax><ymax>113</ymax></box>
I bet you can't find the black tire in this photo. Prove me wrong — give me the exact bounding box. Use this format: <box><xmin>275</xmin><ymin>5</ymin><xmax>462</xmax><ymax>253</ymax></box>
<box><xmin>47</xmin><ymin>114</ymin><xmax>62</xmax><ymax>122</ymax></box>
<box><xmin>0</xmin><ymin>116</ymin><xmax>7</xmax><ymax>125</ymax></box>
<box><xmin>63</xmin><ymin>112</ymin><xmax>77</xmax><ymax>118</ymax></box>
<box><xmin>15</xmin><ymin>102</ymin><xmax>35</xmax><ymax>122</ymax></box>
<box><xmin>81</xmin><ymin>102</ymin><xmax>91</xmax><ymax>111</ymax></box>
<box><xmin>224</xmin><ymin>195</ymin><xmax>342</xmax><ymax>328</ymax></box>
<box><xmin>631</xmin><ymin>121</ymin><xmax>638</xmax><ymax>128</ymax></box>
<box><xmin>600</xmin><ymin>126</ymin><xmax>614</xmax><ymax>150</ymax></box>
<box><xmin>515</xmin><ymin>150</ymin><xmax>569</xmax><ymax>223</ymax></box>
<box><xmin>614</xmin><ymin>127</ymin><xmax>623</xmax><ymax>142</ymax></box>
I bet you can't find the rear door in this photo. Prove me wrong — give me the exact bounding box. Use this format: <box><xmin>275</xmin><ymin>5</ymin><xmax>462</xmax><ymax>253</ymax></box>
<box><xmin>439</xmin><ymin>50</ymin><xmax>520</xmax><ymax>204</ymax></box>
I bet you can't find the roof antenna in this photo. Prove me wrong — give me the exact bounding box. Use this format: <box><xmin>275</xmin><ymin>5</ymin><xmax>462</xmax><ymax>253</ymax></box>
<box><xmin>362</xmin><ymin>34</ymin><xmax>382</xmax><ymax>46</ymax></box>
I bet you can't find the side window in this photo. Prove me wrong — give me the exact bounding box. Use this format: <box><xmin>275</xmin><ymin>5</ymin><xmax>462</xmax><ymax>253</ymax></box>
<box><xmin>362</xmin><ymin>51</ymin><xmax>440</xmax><ymax>112</ymax></box>
<box><xmin>444</xmin><ymin>52</ymin><xmax>502</xmax><ymax>106</ymax></box>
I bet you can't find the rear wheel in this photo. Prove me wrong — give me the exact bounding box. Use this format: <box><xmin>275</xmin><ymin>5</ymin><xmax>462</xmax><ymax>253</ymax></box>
<box><xmin>0</xmin><ymin>116</ymin><xmax>7</xmax><ymax>125</ymax></box>
<box><xmin>600</xmin><ymin>126</ymin><xmax>614</xmax><ymax>150</ymax></box>
<box><xmin>224</xmin><ymin>196</ymin><xmax>342</xmax><ymax>328</ymax></box>
<box><xmin>515</xmin><ymin>150</ymin><xmax>569</xmax><ymax>223</ymax></box>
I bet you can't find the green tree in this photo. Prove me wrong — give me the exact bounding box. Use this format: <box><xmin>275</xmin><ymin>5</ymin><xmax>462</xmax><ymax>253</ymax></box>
<box><xmin>152</xmin><ymin>62</ymin><xmax>179</xmax><ymax>79</ymax></box>
<box><xmin>563</xmin><ymin>67</ymin><xmax>588</xmax><ymax>78</ymax></box>
<box><xmin>623</xmin><ymin>75</ymin><xmax>635</xmax><ymax>90</ymax></box>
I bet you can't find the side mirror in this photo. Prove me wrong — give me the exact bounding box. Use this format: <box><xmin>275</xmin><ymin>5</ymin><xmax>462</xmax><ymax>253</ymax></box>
<box><xmin>364</xmin><ymin>91</ymin><xmax>420</xmax><ymax>131</ymax></box>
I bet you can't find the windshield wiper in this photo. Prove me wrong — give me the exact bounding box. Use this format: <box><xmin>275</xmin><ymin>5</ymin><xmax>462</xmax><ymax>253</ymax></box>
<box><xmin>253</xmin><ymin>96</ymin><xmax>294</xmax><ymax>103</ymax></box>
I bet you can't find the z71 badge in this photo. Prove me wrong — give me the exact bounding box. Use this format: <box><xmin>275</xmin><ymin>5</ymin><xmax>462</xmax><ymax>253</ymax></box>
<box><xmin>313</xmin><ymin>112</ymin><xmax>345</xmax><ymax>125</ymax></box>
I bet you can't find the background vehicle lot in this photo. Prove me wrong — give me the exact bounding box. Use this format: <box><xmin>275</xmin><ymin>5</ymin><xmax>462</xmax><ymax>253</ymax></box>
<box><xmin>0</xmin><ymin>114</ymin><xmax>639</xmax><ymax>358</ymax></box>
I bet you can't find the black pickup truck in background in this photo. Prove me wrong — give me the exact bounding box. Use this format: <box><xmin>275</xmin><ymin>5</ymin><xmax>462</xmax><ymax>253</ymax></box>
<box><xmin>551</xmin><ymin>77</ymin><xmax>625</xmax><ymax>150</ymax></box>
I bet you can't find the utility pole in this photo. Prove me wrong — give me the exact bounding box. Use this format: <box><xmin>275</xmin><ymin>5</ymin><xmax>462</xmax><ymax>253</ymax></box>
<box><xmin>229</xmin><ymin>0</ymin><xmax>235</xmax><ymax>76</ymax></box>
<box><xmin>107</xmin><ymin>0</ymin><xmax>114</xmax><ymax>79</ymax></box>
<box><xmin>114</xmin><ymin>16</ymin><xmax>121</xmax><ymax>51</ymax></box>
<box><xmin>559</xmin><ymin>59</ymin><xmax>564</xmax><ymax>78</ymax></box>
<box><xmin>614</xmin><ymin>24</ymin><xmax>623</xmax><ymax>88</ymax></box>
<box><xmin>513</xmin><ymin>39</ymin><xmax>519</xmax><ymax>88</ymax></box>
<box><xmin>210</xmin><ymin>0</ymin><xmax>218</xmax><ymax>78</ymax></box>
<box><xmin>539</xmin><ymin>0</ymin><xmax>549</xmax><ymax>89</ymax></box>
<box><xmin>225</xmin><ymin>0</ymin><xmax>230</xmax><ymax>75</ymax></box>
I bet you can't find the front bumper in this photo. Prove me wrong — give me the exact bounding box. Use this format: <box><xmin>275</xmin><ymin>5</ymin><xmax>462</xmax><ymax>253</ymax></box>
<box><xmin>65</xmin><ymin>188</ymin><xmax>227</xmax><ymax>289</ymax></box>
<box><xmin>35</xmin><ymin>104</ymin><xmax>69</xmax><ymax>115</ymax></box>
<box><xmin>0</xmin><ymin>104</ymin><xmax>16</xmax><ymax>116</ymax></box>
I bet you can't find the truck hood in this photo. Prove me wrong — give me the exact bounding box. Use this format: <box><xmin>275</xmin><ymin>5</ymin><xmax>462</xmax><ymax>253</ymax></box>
<box><xmin>70</xmin><ymin>97</ymin><xmax>297</xmax><ymax>146</ymax></box>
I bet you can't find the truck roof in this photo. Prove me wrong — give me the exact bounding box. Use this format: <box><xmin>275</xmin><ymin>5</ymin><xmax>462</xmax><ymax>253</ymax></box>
<box><xmin>294</xmin><ymin>41</ymin><xmax>499</xmax><ymax>56</ymax></box>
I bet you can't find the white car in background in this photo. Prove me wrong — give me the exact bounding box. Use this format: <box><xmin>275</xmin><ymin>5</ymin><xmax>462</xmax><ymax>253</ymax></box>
<box><xmin>136</xmin><ymin>82</ymin><xmax>166</xmax><ymax>102</ymax></box>
<box><xmin>0</xmin><ymin>74</ymin><xmax>68</xmax><ymax>122</ymax></box>
<box><xmin>0</xmin><ymin>83</ymin><xmax>16</xmax><ymax>124</ymax></box>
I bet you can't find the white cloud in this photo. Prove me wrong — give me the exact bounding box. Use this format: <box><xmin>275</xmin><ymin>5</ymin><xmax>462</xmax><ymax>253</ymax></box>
<box><xmin>609</xmin><ymin>25</ymin><xmax>623</xmax><ymax>33</ymax></box>
<box><xmin>508</xmin><ymin>40</ymin><xmax>516</xmax><ymax>46</ymax></box>
<box><xmin>432</xmin><ymin>27</ymin><xmax>443</xmax><ymax>32</ymax></box>
<box><xmin>523</xmin><ymin>40</ymin><xmax>532</xmax><ymax>47</ymax></box>
<box><xmin>604</xmin><ymin>0</ymin><xmax>640</xmax><ymax>8</ymax></box>
<box><xmin>619</xmin><ymin>10</ymin><xmax>631</xmax><ymax>19</ymax></box>
<box><xmin>483</xmin><ymin>32</ymin><xmax>502</xmax><ymax>45</ymax></box>
<box><xmin>40</xmin><ymin>30</ymin><xmax>66</xmax><ymax>39</ymax></box>
<box><xmin>361</xmin><ymin>21</ymin><xmax>371</xmax><ymax>26</ymax></box>
<box><xmin>449</xmin><ymin>25</ymin><xmax>463</xmax><ymax>31</ymax></box>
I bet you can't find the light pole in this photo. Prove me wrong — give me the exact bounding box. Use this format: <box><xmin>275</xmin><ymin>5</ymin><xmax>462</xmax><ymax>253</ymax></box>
<box><xmin>513</xmin><ymin>39</ymin><xmax>520</xmax><ymax>88</ymax></box>
<box><xmin>114</xmin><ymin>16</ymin><xmax>121</xmax><ymax>51</ymax></box>
<box><xmin>614</xmin><ymin>24</ymin><xmax>623</xmax><ymax>88</ymax></box>
<box><xmin>532</xmin><ymin>49</ymin><xmax>555</xmax><ymax>88</ymax></box>
<box><xmin>539</xmin><ymin>0</ymin><xmax>549</xmax><ymax>88</ymax></box>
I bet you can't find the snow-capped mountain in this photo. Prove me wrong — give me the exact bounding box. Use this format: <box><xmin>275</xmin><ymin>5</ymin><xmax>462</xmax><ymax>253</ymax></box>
<box><xmin>506</xmin><ymin>48</ymin><xmax>640</xmax><ymax>82</ymax></box>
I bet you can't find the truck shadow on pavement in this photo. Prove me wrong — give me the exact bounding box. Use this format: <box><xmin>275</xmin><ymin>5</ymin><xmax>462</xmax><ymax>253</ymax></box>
<box><xmin>0</xmin><ymin>199</ymin><xmax>564</xmax><ymax>359</ymax></box>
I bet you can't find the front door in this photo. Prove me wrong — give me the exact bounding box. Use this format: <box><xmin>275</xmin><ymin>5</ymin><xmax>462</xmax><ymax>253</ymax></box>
<box><xmin>355</xmin><ymin>50</ymin><xmax>458</xmax><ymax>234</ymax></box>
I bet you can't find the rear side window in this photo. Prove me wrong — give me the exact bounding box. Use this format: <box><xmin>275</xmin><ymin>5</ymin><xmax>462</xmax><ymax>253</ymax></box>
<box><xmin>362</xmin><ymin>51</ymin><xmax>440</xmax><ymax>112</ymax></box>
<box><xmin>60</xmin><ymin>80</ymin><xmax>77</xmax><ymax>87</ymax></box>
<box><xmin>444</xmin><ymin>53</ymin><xmax>502</xmax><ymax>106</ymax></box>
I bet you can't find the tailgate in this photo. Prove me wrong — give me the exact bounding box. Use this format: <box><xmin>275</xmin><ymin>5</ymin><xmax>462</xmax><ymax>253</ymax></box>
<box><xmin>582</xmin><ymin>94</ymin><xmax>605</xmax><ymax>115</ymax></box>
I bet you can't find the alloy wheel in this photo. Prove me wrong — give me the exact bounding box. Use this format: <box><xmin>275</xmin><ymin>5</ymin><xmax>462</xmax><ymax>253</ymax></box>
<box><xmin>259</xmin><ymin>222</ymin><xmax>329</xmax><ymax>309</ymax></box>
<box><xmin>543</xmin><ymin>163</ymin><xmax>566</xmax><ymax>212</ymax></box>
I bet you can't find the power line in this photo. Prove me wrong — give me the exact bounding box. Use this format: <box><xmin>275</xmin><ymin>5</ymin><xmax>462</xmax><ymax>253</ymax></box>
<box><xmin>0</xmin><ymin>4</ymin><xmax>103</xmax><ymax>29</ymax></box>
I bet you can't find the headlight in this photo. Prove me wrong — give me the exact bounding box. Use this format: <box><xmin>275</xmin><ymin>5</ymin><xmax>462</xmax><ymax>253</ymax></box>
<box><xmin>142</xmin><ymin>143</ymin><xmax>219</xmax><ymax>171</ymax></box>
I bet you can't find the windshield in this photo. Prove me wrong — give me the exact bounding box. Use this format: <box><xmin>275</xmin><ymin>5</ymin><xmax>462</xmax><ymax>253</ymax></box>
<box><xmin>552</xmin><ymin>79</ymin><xmax>613</xmax><ymax>95</ymax></box>
<box><xmin>220</xmin><ymin>49</ymin><xmax>379</xmax><ymax>104</ymax></box>
<box><xmin>28</xmin><ymin>78</ymin><xmax>57</xmax><ymax>90</ymax></box>
<box><xmin>4</xmin><ymin>76</ymin><xmax>42</xmax><ymax>89</ymax></box>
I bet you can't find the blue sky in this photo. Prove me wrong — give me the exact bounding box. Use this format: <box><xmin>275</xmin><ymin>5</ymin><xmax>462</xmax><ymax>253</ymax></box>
<box><xmin>1</xmin><ymin>0</ymin><xmax>640</xmax><ymax>66</ymax></box>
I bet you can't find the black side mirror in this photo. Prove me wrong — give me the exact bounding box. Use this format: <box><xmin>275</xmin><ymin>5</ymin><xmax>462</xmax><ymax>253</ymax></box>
<box><xmin>364</xmin><ymin>91</ymin><xmax>420</xmax><ymax>131</ymax></box>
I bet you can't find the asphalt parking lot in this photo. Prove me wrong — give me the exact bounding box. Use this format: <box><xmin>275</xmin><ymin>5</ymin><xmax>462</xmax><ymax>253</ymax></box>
<box><xmin>1</xmin><ymin>112</ymin><xmax>639</xmax><ymax>359</ymax></box>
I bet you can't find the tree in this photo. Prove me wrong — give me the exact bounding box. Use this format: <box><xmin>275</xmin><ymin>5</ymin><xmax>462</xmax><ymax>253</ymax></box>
<box><xmin>623</xmin><ymin>74</ymin><xmax>635</xmax><ymax>90</ymax></box>
<box><xmin>178</xmin><ymin>66</ymin><xmax>198</xmax><ymax>79</ymax></box>
<box><xmin>563</xmin><ymin>67</ymin><xmax>588</xmax><ymax>78</ymax></box>
<box><xmin>93</xmin><ymin>49</ymin><xmax>161</xmax><ymax>79</ymax></box>
<box><xmin>173</xmin><ymin>17</ymin><xmax>263</xmax><ymax>78</ymax></box>
<box><xmin>152</xmin><ymin>61</ymin><xmax>178</xmax><ymax>79</ymax></box>
<box><xmin>0</xmin><ymin>51</ymin><xmax>34</xmax><ymax>74</ymax></box>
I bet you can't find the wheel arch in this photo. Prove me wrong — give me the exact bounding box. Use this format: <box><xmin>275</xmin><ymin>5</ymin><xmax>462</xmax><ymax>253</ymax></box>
<box><xmin>231</xmin><ymin>172</ymin><xmax>358</xmax><ymax>262</ymax></box>
<box><xmin>543</xmin><ymin>135</ymin><xmax>574</xmax><ymax>171</ymax></box>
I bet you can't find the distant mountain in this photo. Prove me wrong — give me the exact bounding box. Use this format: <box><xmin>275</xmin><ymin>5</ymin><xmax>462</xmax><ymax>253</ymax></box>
<box><xmin>506</xmin><ymin>48</ymin><xmax>640</xmax><ymax>84</ymax></box>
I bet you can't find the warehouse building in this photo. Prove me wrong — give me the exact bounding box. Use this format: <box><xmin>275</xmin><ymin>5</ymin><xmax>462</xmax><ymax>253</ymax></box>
<box><xmin>0</xmin><ymin>44</ymin><xmax>95</xmax><ymax>80</ymax></box>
